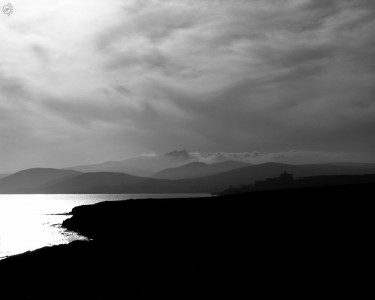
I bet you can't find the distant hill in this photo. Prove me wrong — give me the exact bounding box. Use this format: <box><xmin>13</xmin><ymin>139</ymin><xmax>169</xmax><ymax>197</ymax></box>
<box><xmin>30</xmin><ymin>173</ymin><xmax>205</xmax><ymax>194</ymax></box>
<box><xmin>329</xmin><ymin>162</ymin><xmax>375</xmax><ymax>168</ymax></box>
<box><xmin>66</xmin><ymin>149</ymin><xmax>375</xmax><ymax>178</ymax></box>
<box><xmin>66</xmin><ymin>150</ymin><xmax>194</xmax><ymax>177</ymax></box>
<box><xmin>0</xmin><ymin>168</ymin><xmax>81</xmax><ymax>194</ymax></box>
<box><xmin>6</xmin><ymin>163</ymin><xmax>375</xmax><ymax>194</ymax></box>
<box><xmin>154</xmin><ymin>161</ymin><xmax>249</xmax><ymax>179</ymax></box>
<box><xmin>0</xmin><ymin>174</ymin><xmax>9</xmax><ymax>180</ymax></box>
<box><xmin>31</xmin><ymin>172</ymin><xmax>148</xmax><ymax>194</ymax></box>
<box><xmin>179</xmin><ymin>162</ymin><xmax>375</xmax><ymax>193</ymax></box>
<box><xmin>218</xmin><ymin>174</ymin><xmax>375</xmax><ymax>195</ymax></box>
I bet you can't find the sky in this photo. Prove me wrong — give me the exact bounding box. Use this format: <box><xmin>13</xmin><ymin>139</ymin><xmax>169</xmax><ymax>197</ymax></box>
<box><xmin>0</xmin><ymin>0</ymin><xmax>375</xmax><ymax>172</ymax></box>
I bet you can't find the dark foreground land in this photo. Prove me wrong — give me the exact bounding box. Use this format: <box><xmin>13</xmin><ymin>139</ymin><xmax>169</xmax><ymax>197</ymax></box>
<box><xmin>0</xmin><ymin>183</ymin><xmax>373</xmax><ymax>298</ymax></box>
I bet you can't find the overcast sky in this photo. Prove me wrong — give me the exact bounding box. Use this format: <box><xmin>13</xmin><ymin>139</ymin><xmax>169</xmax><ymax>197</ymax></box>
<box><xmin>1</xmin><ymin>0</ymin><xmax>375</xmax><ymax>172</ymax></box>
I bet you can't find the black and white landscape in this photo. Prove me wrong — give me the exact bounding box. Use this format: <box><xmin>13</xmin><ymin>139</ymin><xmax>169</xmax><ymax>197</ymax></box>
<box><xmin>0</xmin><ymin>1</ymin><xmax>374</xmax><ymax>298</ymax></box>
<box><xmin>1</xmin><ymin>150</ymin><xmax>375</xmax><ymax>194</ymax></box>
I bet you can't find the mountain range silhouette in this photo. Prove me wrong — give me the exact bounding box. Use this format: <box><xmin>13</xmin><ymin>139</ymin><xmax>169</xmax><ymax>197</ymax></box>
<box><xmin>1</xmin><ymin>161</ymin><xmax>375</xmax><ymax>194</ymax></box>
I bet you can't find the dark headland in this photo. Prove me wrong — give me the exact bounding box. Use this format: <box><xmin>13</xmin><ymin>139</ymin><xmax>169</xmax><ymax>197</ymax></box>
<box><xmin>0</xmin><ymin>183</ymin><xmax>373</xmax><ymax>298</ymax></box>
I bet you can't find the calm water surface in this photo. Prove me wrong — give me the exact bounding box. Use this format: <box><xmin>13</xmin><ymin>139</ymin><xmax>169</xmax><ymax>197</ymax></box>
<box><xmin>0</xmin><ymin>194</ymin><xmax>209</xmax><ymax>259</ymax></box>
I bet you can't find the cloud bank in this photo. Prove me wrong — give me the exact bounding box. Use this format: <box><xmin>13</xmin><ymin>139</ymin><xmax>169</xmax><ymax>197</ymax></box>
<box><xmin>1</xmin><ymin>0</ymin><xmax>375</xmax><ymax>172</ymax></box>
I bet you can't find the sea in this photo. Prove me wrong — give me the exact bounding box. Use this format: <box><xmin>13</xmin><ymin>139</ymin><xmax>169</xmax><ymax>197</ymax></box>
<box><xmin>0</xmin><ymin>194</ymin><xmax>209</xmax><ymax>259</ymax></box>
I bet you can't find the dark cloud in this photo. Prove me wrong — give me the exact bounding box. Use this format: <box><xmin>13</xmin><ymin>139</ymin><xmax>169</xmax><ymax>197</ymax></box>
<box><xmin>1</xmin><ymin>0</ymin><xmax>375</xmax><ymax>172</ymax></box>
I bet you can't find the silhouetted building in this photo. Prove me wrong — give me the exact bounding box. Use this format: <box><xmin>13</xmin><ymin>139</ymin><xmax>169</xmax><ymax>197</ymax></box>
<box><xmin>217</xmin><ymin>173</ymin><xmax>375</xmax><ymax>196</ymax></box>
<box><xmin>217</xmin><ymin>172</ymin><xmax>296</xmax><ymax>195</ymax></box>
<box><xmin>279</xmin><ymin>170</ymin><xmax>294</xmax><ymax>181</ymax></box>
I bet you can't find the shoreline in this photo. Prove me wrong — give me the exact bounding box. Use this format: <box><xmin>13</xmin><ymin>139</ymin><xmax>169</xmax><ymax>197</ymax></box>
<box><xmin>0</xmin><ymin>193</ymin><xmax>210</xmax><ymax>260</ymax></box>
<box><xmin>0</xmin><ymin>184</ymin><xmax>373</xmax><ymax>298</ymax></box>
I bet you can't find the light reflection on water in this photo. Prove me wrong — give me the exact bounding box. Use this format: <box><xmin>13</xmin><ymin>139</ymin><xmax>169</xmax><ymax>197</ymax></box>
<box><xmin>0</xmin><ymin>194</ymin><xmax>209</xmax><ymax>259</ymax></box>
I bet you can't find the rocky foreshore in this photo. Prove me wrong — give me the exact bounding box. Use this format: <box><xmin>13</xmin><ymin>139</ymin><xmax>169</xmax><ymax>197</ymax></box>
<box><xmin>0</xmin><ymin>184</ymin><xmax>373</xmax><ymax>298</ymax></box>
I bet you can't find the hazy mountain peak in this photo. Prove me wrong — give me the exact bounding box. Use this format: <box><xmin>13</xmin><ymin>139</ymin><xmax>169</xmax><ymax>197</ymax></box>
<box><xmin>163</xmin><ymin>150</ymin><xmax>191</xmax><ymax>160</ymax></box>
<box><xmin>65</xmin><ymin>150</ymin><xmax>375</xmax><ymax>178</ymax></box>
<box><xmin>153</xmin><ymin>161</ymin><xmax>249</xmax><ymax>180</ymax></box>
